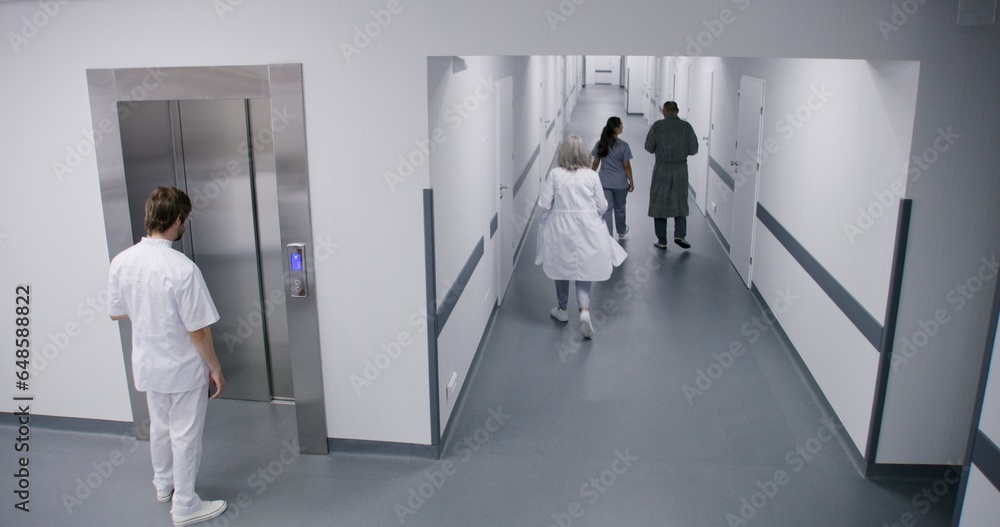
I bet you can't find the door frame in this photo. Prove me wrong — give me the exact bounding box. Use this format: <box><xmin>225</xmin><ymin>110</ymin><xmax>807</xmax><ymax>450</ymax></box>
<box><xmin>495</xmin><ymin>76</ymin><xmax>514</xmax><ymax>305</ymax></box>
<box><xmin>87</xmin><ymin>64</ymin><xmax>329</xmax><ymax>455</ymax></box>
<box><xmin>730</xmin><ymin>76</ymin><xmax>766</xmax><ymax>288</ymax></box>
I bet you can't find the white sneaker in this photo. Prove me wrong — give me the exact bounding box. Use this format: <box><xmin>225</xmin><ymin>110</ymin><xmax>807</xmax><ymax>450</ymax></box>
<box><xmin>550</xmin><ymin>307</ymin><xmax>568</xmax><ymax>322</ymax></box>
<box><xmin>618</xmin><ymin>224</ymin><xmax>629</xmax><ymax>240</ymax></box>
<box><xmin>580</xmin><ymin>310</ymin><xmax>594</xmax><ymax>339</ymax></box>
<box><xmin>157</xmin><ymin>488</ymin><xmax>174</xmax><ymax>503</ymax></box>
<box><xmin>173</xmin><ymin>500</ymin><xmax>228</xmax><ymax>527</ymax></box>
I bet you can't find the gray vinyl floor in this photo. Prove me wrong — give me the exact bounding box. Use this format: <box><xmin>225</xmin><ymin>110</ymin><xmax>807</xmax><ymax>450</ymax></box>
<box><xmin>1</xmin><ymin>85</ymin><xmax>957</xmax><ymax>527</ymax></box>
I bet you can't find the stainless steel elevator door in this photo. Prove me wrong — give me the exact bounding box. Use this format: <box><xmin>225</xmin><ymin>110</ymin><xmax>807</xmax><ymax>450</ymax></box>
<box><xmin>177</xmin><ymin>99</ymin><xmax>271</xmax><ymax>402</ymax></box>
<box><xmin>247</xmin><ymin>98</ymin><xmax>294</xmax><ymax>400</ymax></box>
<box><xmin>117</xmin><ymin>98</ymin><xmax>293</xmax><ymax>402</ymax></box>
<box><xmin>118</xmin><ymin>100</ymin><xmax>180</xmax><ymax>245</ymax></box>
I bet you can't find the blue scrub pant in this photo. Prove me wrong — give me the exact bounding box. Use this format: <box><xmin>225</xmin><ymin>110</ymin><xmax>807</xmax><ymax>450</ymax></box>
<box><xmin>602</xmin><ymin>188</ymin><xmax>629</xmax><ymax>236</ymax></box>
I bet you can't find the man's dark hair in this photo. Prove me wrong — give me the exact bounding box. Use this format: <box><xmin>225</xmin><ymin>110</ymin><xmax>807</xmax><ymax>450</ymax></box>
<box><xmin>144</xmin><ymin>186</ymin><xmax>192</xmax><ymax>235</ymax></box>
<box><xmin>662</xmin><ymin>101</ymin><xmax>679</xmax><ymax>112</ymax></box>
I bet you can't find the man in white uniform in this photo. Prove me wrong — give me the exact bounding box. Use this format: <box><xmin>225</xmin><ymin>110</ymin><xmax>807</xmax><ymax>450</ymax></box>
<box><xmin>109</xmin><ymin>186</ymin><xmax>228</xmax><ymax>526</ymax></box>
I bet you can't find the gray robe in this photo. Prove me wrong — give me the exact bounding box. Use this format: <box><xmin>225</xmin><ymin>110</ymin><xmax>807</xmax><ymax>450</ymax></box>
<box><xmin>644</xmin><ymin>115</ymin><xmax>698</xmax><ymax>218</ymax></box>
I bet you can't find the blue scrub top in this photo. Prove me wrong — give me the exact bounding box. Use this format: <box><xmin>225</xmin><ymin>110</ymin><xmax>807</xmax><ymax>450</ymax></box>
<box><xmin>591</xmin><ymin>139</ymin><xmax>633</xmax><ymax>189</ymax></box>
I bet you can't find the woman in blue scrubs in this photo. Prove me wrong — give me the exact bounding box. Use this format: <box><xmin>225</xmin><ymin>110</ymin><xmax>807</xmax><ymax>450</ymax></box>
<box><xmin>591</xmin><ymin>116</ymin><xmax>634</xmax><ymax>240</ymax></box>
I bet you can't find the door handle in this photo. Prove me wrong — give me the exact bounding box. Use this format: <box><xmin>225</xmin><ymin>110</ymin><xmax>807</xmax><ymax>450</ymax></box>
<box><xmin>730</xmin><ymin>161</ymin><xmax>738</xmax><ymax>167</ymax></box>
<box><xmin>500</xmin><ymin>184</ymin><xmax>510</xmax><ymax>190</ymax></box>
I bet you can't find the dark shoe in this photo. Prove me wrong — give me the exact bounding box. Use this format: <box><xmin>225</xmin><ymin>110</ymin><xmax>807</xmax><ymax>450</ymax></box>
<box><xmin>674</xmin><ymin>237</ymin><xmax>691</xmax><ymax>249</ymax></box>
<box><xmin>653</xmin><ymin>241</ymin><xmax>667</xmax><ymax>250</ymax></box>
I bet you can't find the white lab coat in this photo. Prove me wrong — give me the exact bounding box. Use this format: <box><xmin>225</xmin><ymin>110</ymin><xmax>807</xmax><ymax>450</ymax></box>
<box><xmin>535</xmin><ymin>167</ymin><xmax>627</xmax><ymax>280</ymax></box>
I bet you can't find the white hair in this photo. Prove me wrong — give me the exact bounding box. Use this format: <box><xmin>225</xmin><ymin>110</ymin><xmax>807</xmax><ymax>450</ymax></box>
<box><xmin>557</xmin><ymin>134</ymin><xmax>592</xmax><ymax>171</ymax></box>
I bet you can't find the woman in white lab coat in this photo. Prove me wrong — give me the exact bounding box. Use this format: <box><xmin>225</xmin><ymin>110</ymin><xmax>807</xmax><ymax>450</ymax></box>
<box><xmin>535</xmin><ymin>134</ymin><xmax>627</xmax><ymax>338</ymax></box>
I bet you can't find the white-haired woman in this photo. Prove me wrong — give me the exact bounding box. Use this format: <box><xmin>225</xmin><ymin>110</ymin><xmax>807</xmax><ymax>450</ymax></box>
<box><xmin>535</xmin><ymin>134</ymin><xmax>627</xmax><ymax>338</ymax></box>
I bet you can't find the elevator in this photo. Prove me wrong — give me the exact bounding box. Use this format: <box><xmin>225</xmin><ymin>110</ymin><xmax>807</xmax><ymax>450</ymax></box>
<box><xmin>89</xmin><ymin>64</ymin><xmax>328</xmax><ymax>454</ymax></box>
<box><xmin>117</xmin><ymin>98</ymin><xmax>293</xmax><ymax>402</ymax></box>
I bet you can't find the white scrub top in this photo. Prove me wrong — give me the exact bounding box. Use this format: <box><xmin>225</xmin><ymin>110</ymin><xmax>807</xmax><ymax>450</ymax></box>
<box><xmin>108</xmin><ymin>237</ymin><xmax>220</xmax><ymax>393</ymax></box>
<box><xmin>535</xmin><ymin>167</ymin><xmax>627</xmax><ymax>281</ymax></box>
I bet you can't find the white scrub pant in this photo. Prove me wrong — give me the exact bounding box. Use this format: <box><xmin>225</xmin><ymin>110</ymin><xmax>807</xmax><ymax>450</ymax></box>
<box><xmin>146</xmin><ymin>385</ymin><xmax>208</xmax><ymax>516</ymax></box>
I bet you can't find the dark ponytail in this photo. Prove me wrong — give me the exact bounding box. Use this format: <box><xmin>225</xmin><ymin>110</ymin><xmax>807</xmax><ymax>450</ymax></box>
<box><xmin>595</xmin><ymin>116</ymin><xmax>622</xmax><ymax>158</ymax></box>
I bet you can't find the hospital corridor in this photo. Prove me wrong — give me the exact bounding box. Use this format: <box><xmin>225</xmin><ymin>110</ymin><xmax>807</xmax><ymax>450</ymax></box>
<box><xmin>1</xmin><ymin>84</ymin><xmax>965</xmax><ymax>527</ymax></box>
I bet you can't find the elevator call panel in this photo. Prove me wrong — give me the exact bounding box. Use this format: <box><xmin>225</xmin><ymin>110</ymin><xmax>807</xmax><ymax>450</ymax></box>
<box><xmin>288</xmin><ymin>243</ymin><xmax>308</xmax><ymax>298</ymax></box>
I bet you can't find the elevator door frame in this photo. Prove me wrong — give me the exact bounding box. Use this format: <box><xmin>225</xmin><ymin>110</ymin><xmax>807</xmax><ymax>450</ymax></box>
<box><xmin>88</xmin><ymin>64</ymin><xmax>329</xmax><ymax>455</ymax></box>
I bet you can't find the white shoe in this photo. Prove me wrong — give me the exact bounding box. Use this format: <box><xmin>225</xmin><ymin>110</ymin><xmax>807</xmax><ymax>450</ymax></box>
<box><xmin>173</xmin><ymin>500</ymin><xmax>228</xmax><ymax>526</ymax></box>
<box><xmin>157</xmin><ymin>488</ymin><xmax>174</xmax><ymax>503</ymax></box>
<box><xmin>550</xmin><ymin>307</ymin><xmax>568</xmax><ymax>322</ymax></box>
<box><xmin>618</xmin><ymin>224</ymin><xmax>629</xmax><ymax>240</ymax></box>
<box><xmin>580</xmin><ymin>310</ymin><xmax>594</xmax><ymax>339</ymax></box>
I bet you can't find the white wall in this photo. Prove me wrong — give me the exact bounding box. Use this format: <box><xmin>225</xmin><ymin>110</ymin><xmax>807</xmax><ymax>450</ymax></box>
<box><xmin>959</xmin><ymin>466</ymin><xmax>1000</xmax><ymax>527</ymax></box>
<box><xmin>958</xmin><ymin>302</ymin><xmax>1000</xmax><ymax>526</ymax></box>
<box><xmin>695</xmin><ymin>57</ymin><xmax>919</xmax><ymax>454</ymax></box>
<box><xmin>0</xmin><ymin>0</ymin><xmax>996</xmax><ymax>456</ymax></box>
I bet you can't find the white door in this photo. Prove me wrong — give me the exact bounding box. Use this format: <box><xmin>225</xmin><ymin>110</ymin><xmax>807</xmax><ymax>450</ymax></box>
<box><xmin>687</xmin><ymin>68</ymin><xmax>714</xmax><ymax>215</ymax></box>
<box><xmin>586</xmin><ymin>55</ymin><xmax>619</xmax><ymax>85</ymax></box>
<box><xmin>676</xmin><ymin>60</ymin><xmax>691</xmax><ymax>117</ymax></box>
<box><xmin>625</xmin><ymin>57</ymin><xmax>646</xmax><ymax>114</ymax></box>
<box><xmin>730</xmin><ymin>76</ymin><xmax>765</xmax><ymax>288</ymax></box>
<box><xmin>496</xmin><ymin>76</ymin><xmax>514</xmax><ymax>304</ymax></box>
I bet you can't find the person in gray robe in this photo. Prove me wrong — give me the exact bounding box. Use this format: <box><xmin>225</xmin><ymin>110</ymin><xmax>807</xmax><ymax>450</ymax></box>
<box><xmin>644</xmin><ymin>101</ymin><xmax>699</xmax><ymax>249</ymax></box>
